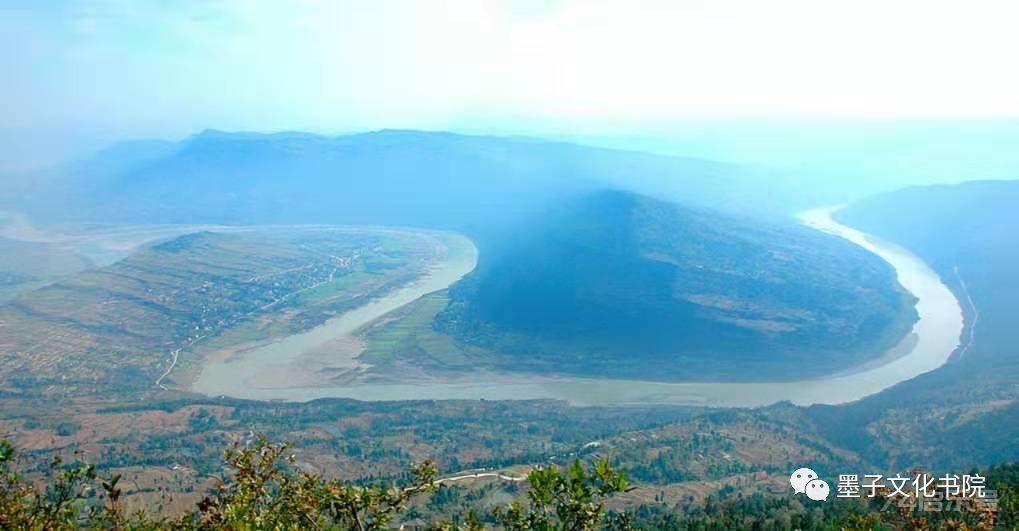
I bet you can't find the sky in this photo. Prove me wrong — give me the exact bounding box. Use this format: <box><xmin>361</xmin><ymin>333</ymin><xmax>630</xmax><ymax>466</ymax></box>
<box><xmin>2</xmin><ymin>0</ymin><xmax>1019</xmax><ymax>170</ymax></box>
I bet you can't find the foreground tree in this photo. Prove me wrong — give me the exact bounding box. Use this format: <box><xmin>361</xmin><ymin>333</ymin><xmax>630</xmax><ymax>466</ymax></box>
<box><xmin>188</xmin><ymin>435</ymin><xmax>439</xmax><ymax>530</ymax></box>
<box><xmin>1</xmin><ymin>436</ymin><xmax>439</xmax><ymax>530</ymax></box>
<box><xmin>0</xmin><ymin>436</ymin><xmax>629</xmax><ymax>530</ymax></box>
<box><xmin>495</xmin><ymin>459</ymin><xmax>632</xmax><ymax>531</ymax></box>
<box><xmin>1</xmin><ymin>439</ymin><xmax>125</xmax><ymax>529</ymax></box>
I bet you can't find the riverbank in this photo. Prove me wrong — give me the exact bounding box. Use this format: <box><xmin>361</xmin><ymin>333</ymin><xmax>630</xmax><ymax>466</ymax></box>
<box><xmin>191</xmin><ymin>207</ymin><xmax>963</xmax><ymax>407</ymax></box>
<box><xmin>190</xmin><ymin>231</ymin><xmax>479</xmax><ymax>397</ymax></box>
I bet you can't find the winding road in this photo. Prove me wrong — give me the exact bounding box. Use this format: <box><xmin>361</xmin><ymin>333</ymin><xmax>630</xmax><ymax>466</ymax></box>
<box><xmin>953</xmin><ymin>265</ymin><xmax>979</xmax><ymax>361</ymax></box>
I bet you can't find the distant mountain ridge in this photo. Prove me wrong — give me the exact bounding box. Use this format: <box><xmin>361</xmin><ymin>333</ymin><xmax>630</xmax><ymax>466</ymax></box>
<box><xmin>9</xmin><ymin>129</ymin><xmax>795</xmax><ymax>231</ymax></box>
<box><xmin>836</xmin><ymin>180</ymin><xmax>1019</xmax><ymax>275</ymax></box>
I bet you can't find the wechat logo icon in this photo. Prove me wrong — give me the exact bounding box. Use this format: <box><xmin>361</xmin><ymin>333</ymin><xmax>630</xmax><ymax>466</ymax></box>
<box><xmin>790</xmin><ymin>468</ymin><xmax>829</xmax><ymax>501</ymax></box>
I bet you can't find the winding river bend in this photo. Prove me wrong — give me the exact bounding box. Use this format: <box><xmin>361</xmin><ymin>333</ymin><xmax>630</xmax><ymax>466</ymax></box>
<box><xmin>192</xmin><ymin>207</ymin><xmax>964</xmax><ymax>407</ymax></box>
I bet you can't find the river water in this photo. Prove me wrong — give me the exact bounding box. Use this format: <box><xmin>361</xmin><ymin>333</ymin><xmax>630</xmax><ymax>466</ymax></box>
<box><xmin>192</xmin><ymin>207</ymin><xmax>964</xmax><ymax>407</ymax></box>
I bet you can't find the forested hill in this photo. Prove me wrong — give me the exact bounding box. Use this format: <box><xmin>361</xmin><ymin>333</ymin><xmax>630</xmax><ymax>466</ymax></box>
<box><xmin>435</xmin><ymin>189</ymin><xmax>915</xmax><ymax>381</ymax></box>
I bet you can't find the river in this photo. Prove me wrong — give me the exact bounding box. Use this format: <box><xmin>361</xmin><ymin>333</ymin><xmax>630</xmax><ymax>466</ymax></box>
<box><xmin>191</xmin><ymin>207</ymin><xmax>964</xmax><ymax>407</ymax></box>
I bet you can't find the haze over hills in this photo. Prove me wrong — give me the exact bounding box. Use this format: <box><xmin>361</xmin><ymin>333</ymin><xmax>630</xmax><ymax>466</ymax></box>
<box><xmin>837</xmin><ymin>180</ymin><xmax>1019</xmax><ymax>282</ymax></box>
<box><xmin>7</xmin><ymin>130</ymin><xmax>802</xmax><ymax>231</ymax></box>
<box><xmin>434</xmin><ymin>190</ymin><xmax>915</xmax><ymax>381</ymax></box>
<box><xmin>0</xmin><ymin>132</ymin><xmax>922</xmax><ymax>386</ymax></box>
<box><xmin>807</xmin><ymin>180</ymin><xmax>1019</xmax><ymax>469</ymax></box>
<box><xmin>553</xmin><ymin>119</ymin><xmax>1019</xmax><ymax>204</ymax></box>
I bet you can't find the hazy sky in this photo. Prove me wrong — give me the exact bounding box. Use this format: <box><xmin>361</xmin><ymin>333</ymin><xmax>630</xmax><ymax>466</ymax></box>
<box><xmin>2</xmin><ymin>0</ymin><xmax>1019</xmax><ymax>169</ymax></box>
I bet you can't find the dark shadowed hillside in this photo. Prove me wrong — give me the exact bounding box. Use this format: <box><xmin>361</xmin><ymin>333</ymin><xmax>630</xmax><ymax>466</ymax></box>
<box><xmin>10</xmin><ymin>130</ymin><xmax>796</xmax><ymax>231</ymax></box>
<box><xmin>435</xmin><ymin>190</ymin><xmax>915</xmax><ymax>381</ymax></box>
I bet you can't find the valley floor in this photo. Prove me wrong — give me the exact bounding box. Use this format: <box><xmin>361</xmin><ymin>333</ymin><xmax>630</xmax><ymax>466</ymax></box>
<box><xmin>183</xmin><ymin>208</ymin><xmax>956</xmax><ymax>408</ymax></box>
